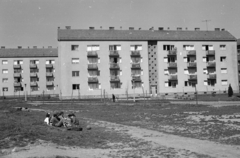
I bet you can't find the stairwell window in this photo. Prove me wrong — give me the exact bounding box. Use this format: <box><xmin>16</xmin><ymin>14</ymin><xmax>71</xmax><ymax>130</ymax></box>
<box><xmin>163</xmin><ymin>45</ymin><xmax>174</xmax><ymax>51</ymax></box>
<box><xmin>220</xmin><ymin>56</ymin><xmax>226</xmax><ymax>62</ymax></box>
<box><xmin>130</xmin><ymin>45</ymin><xmax>142</xmax><ymax>51</ymax></box>
<box><xmin>72</xmin><ymin>71</ymin><xmax>79</xmax><ymax>77</ymax></box>
<box><xmin>2</xmin><ymin>78</ymin><xmax>8</xmax><ymax>83</ymax></box>
<box><xmin>183</xmin><ymin>45</ymin><xmax>195</xmax><ymax>50</ymax></box>
<box><xmin>221</xmin><ymin>80</ymin><xmax>228</xmax><ymax>86</ymax></box>
<box><xmin>2</xmin><ymin>69</ymin><xmax>8</xmax><ymax>74</ymax></box>
<box><xmin>220</xmin><ymin>45</ymin><xmax>226</xmax><ymax>50</ymax></box>
<box><xmin>72</xmin><ymin>84</ymin><xmax>80</xmax><ymax>90</ymax></box>
<box><xmin>71</xmin><ymin>45</ymin><xmax>79</xmax><ymax>51</ymax></box>
<box><xmin>221</xmin><ymin>68</ymin><xmax>227</xmax><ymax>73</ymax></box>
<box><xmin>87</xmin><ymin>45</ymin><xmax>100</xmax><ymax>51</ymax></box>
<box><xmin>2</xmin><ymin>60</ymin><xmax>8</xmax><ymax>65</ymax></box>
<box><xmin>202</xmin><ymin>45</ymin><xmax>213</xmax><ymax>51</ymax></box>
<box><xmin>72</xmin><ymin>58</ymin><xmax>79</xmax><ymax>64</ymax></box>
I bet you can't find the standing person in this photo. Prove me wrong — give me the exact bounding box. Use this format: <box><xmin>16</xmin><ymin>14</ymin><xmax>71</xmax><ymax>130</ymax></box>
<box><xmin>112</xmin><ymin>94</ymin><xmax>115</xmax><ymax>102</ymax></box>
<box><xmin>228</xmin><ymin>84</ymin><xmax>233</xmax><ymax>97</ymax></box>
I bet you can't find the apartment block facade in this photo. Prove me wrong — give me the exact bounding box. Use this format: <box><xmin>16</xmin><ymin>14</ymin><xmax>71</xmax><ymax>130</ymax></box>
<box><xmin>58</xmin><ymin>27</ymin><xmax>238</xmax><ymax>98</ymax></box>
<box><xmin>0</xmin><ymin>47</ymin><xmax>59</xmax><ymax>96</ymax></box>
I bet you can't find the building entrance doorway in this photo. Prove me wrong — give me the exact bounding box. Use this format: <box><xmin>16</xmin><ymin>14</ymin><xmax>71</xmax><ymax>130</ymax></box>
<box><xmin>150</xmin><ymin>85</ymin><xmax>157</xmax><ymax>96</ymax></box>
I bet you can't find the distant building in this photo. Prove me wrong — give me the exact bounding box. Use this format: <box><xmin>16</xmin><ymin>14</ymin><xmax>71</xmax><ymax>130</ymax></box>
<box><xmin>237</xmin><ymin>39</ymin><xmax>240</xmax><ymax>91</ymax></box>
<box><xmin>58</xmin><ymin>27</ymin><xmax>238</xmax><ymax>99</ymax></box>
<box><xmin>0</xmin><ymin>47</ymin><xmax>59</xmax><ymax>96</ymax></box>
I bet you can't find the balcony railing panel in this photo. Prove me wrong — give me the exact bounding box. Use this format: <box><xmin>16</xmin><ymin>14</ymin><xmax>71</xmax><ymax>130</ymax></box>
<box><xmin>132</xmin><ymin>76</ymin><xmax>141</xmax><ymax>82</ymax></box>
<box><xmin>46</xmin><ymin>72</ymin><xmax>53</xmax><ymax>77</ymax></box>
<box><xmin>206</xmin><ymin>50</ymin><xmax>215</xmax><ymax>56</ymax></box>
<box><xmin>109</xmin><ymin>63</ymin><xmax>120</xmax><ymax>69</ymax></box>
<box><xmin>187</xmin><ymin>50</ymin><xmax>196</xmax><ymax>56</ymax></box>
<box><xmin>87</xmin><ymin>51</ymin><xmax>98</xmax><ymax>57</ymax></box>
<box><xmin>188</xmin><ymin>75</ymin><xmax>197</xmax><ymax>80</ymax></box>
<box><xmin>168</xmin><ymin>49</ymin><xmax>177</xmax><ymax>56</ymax></box>
<box><xmin>30</xmin><ymin>64</ymin><xmax>37</xmax><ymax>68</ymax></box>
<box><xmin>187</xmin><ymin>62</ymin><xmax>197</xmax><ymax>67</ymax></box>
<box><xmin>14</xmin><ymin>82</ymin><xmax>21</xmax><ymax>87</ymax></box>
<box><xmin>110</xmin><ymin>76</ymin><xmax>120</xmax><ymax>82</ymax></box>
<box><xmin>46</xmin><ymin>81</ymin><xmax>54</xmax><ymax>86</ymax></box>
<box><xmin>207</xmin><ymin>61</ymin><xmax>216</xmax><ymax>67</ymax></box>
<box><xmin>131</xmin><ymin>51</ymin><xmax>141</xmax><ymax>57</ymax></box>
<box><xmin>30</xmin><ymin>73</ymin><xmax>37</xmax><ymax>77</ymax></box>
<box><xmin>168</xmin><ymin>62</ymin><xmax>177</xmax><ymax>68</ymax></box>
<box><xmin>88</xmin><ymin>77</ymin><xmax>99</xmax><ymax>83</ymax></box>
<box><xmin>46</xmin><ymin>64</ymin><xmax>53</xmax><ymax>68</ymax></box>
<box><xmin>109</xmin><ymin>51</ymin><xmax>119</xmax><ymax>57</ymax></box>
<box><xmin>168</xmin><ymin>75</ymin><xmax>178</xmax><ymax>81</ymax></box>
<box><xmin>14</xmin><ymin>73</ymin><xmax>21</xmax><ymax>78</ymax></box>
<box><xmin>131</xmin><ymin>63</ymin><xmax>141</xmax><ymax>69</ymax></box>
<box><xmin>88</xmin><ymin>64</ymin><xmax>98</xmax><ymax>70</ymax></box>
<box><xmin>208</xmin><ymin>74</ymin><xmax>216</xmax><ymax>79</ymax></box>
<box><xmin>30</xmin><ymin>82</ymin><xmax>38</xmax><ymax>87</ymax></box>
<box><xmin>13</xmin><ymin>65</ymin><xmax>21</xmax><ymax>69</ymax></box>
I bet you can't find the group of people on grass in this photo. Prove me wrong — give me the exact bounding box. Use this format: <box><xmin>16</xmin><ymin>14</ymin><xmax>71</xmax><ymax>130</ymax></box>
<box><xmin>44</xmin><ymin>111</ymin><xmax>82</xmax><ymax>131</ymax></box>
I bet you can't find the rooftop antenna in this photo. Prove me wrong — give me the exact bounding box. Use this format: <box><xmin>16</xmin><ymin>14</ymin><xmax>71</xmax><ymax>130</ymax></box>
<box><xmin>202</xmin><ymin>20</ymin><xmax>211</xmax><ymax>31</ymax></box>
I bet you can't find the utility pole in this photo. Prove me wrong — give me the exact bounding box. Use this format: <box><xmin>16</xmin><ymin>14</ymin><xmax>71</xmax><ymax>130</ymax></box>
<box><xmin>202</xmin><ymin>20</ymin><xmax>211</xmax><ymax>31</ymax></box>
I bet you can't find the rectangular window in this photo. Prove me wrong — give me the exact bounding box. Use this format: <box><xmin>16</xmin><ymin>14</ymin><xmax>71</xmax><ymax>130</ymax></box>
<box><xmin>2</xmin><ymin>87</ymin><xmax>8</xmax><ymax>92</ymax></box>
<box><xmin>184</xmin><ymin>69</ymin><xmax>189</xmax><ymax>74</ymax></box>
<box><xmin>46</xmin><ymin>60</ymin><xmax>55</xmax><ymax>64</ymax></box>
<box><xmin>183</xmin><ymin>57</ymin><xmax>188</xmax><ymax>62</ymax></box>
<box><xmin>164</xmin><ymin>81</ymin><xmax>169</xmax><ymax>87</ymax></box>
<box><xmin>221</xmin><ymin>80</ymin><xmax>228</xmax><ymax>86</ymax></box>
<box><xmin>163</xmin><ymin>57</ymin><xmax>168</xmax><ymax>62</ymax></box>
<box><xmin>87</xmin><ymin>45</ymin><xmax>100</xmax><ymax>51</ymax></box>
<box><xmin>110</xmin><ymin>82</ymin><xmax>121</xmax><ymax>89</ymax></box>
<box><xmin>30</xmin><ymin>69</ymin><xmax>39</xmax><ymax>73</ymax></box>
<box><xmin>202</xmin><ymin>45</ymin><xmax>213</xmax><ymax>51</ymax></box>
<box><xmin>220</xmin><ymin>56</ymin><xmax>226</xmax><ymax>62</ymax></box>
<box><xmin>31</xmin><ymin>87</ymin><xmax>39</xmax><ymax>91</ymax></box>
<box><xmin>203</xmin><ymin>57</ymin><xmax>206</xmax><ymax>62</ymax></box>
<box><xmin>131</xmin><ymin>57</ymin><xmax>141</xmax><ymax>63</ymax></box>
<box><xmin>72</xmin><ymin>84</ymin><xmax>80</xmax><ymax>90</ymax></box>
<box><xmin>72</xmin><ymin>71</ymin><xmax>79</xmax><ymax>77</ymax></box>
<box><xmin>2</xmin><ymin>60</ymin><xmax>8</xmax><ymax>65</ymax></box>
<box><xmin>72</xmin><ymin>58</ymin><xmax>79</xmax><ymax>64</ymax></box>
<box><xmin>183</xmin><ymin>45</ymin><xmax>195</xmax><ymax>50</ymax></box>
<box><xmin>132</xmin><ymin>82</ymin><xmax>142</xmax><ymax>88</ymax></box>
<box><xmin>2</xmin><ymin>69</ymin><xmax>8</xmax><ymax>74</ymax></box>
<box><xmin>203</xmin><ymin>68</ymin><xmax>207</xmax><ymax>74</ymax></box>
<box><xmin>220</xmin><ymin>45</ymin><xmax>226</xmax><ymax>50</ymax></box>
<box><xmin>30</xmin><ymin>60</ymin><xmax>39</xmax><ymax>64</ymax></box>
<box><xmin>185</xmin><ymin>81</ymin><xmax>188</xmax><ymax>86</ymax></box>
<box><xmin>30</xmin><ymin>78</ymin><xmax>39</xmax><ymax>82</ymax></box>
<box><xmin>71</xmin><ymin>45</ymin><xmax>79</xmax><ymax>51</ymax></box>
<box><xmin>89</xmin><ymin>83</ymin><xmax>99</xmax><ymax>90</ymax></box>
<box><xmin>130</xmin><ymin>45</ymin><xmax>142</xmax><ymax>51</ymax></box>
<box><xmin>110</xmin><ymin>45</ymin><xmax>121</xmax><ymax>51</ymax></box>
<box><xmin>88</xmin><ymin>70</ymin><xmax>100</xmax><ymax>76</ymax></box>
<box><xmin>221</xmin><ymin>68</ymin><xmax>227</xmax><ymax>73</ymax></box>
<box><xmin>88</xmin><ymin>57</ymin><xmax>98</xmax><ymax>64</ymax></box>
<box><xmin>163</xmin><ymin>45</ymin><xmax>174</xmax><ymax>51</ymax></box>
<box><xmin>47</xmin><ymin>86</ymin><xmax>54</xmax><ymax>91</ymax></box>
<box><xmin>2</xmin><ymin>78</ymin><xmax>8</xmax><ymax>83</ymax></box>
<box><xmin>14</xmin><ymin>60</ymin><xmax>23</xmax><ymax>65</ymax></box>
<box><xmin>164</xmin><ymin>69</ymin><xmax>169</xmax><ymax>75</ymax></box>
<box><xmin>131</xmin><ymin>69</ymin><xmax>141</xmax><ymax>76</ymax></box>
<box><xmin>204</xmin><ymin>80</ymin><xmax>208</xmax><ymax>86</ymax></box>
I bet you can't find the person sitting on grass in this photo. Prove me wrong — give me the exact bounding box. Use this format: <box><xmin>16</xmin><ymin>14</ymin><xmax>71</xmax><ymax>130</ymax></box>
<box><xmin>50</xmin><ymin>111</ymin><xmax>65</xmax><ymax>127</ymax></box>
<box><xmin>66</xmin><ymin>113</ymin><xmax>82</xmax><ymax>131</ymax></box>
<box><xmin>44</xmin><ymin>113</ymin><xmax>51</xmax><ymax>125</ymax></box>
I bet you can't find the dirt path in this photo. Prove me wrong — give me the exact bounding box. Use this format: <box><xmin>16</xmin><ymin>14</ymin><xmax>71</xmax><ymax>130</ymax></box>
<box><xmin>3</xmin><ymin>119</ymin><xmax>240</xmax><ymax>158</ymax></box>
<box><xmin>170</xmin><ymin>101</ymin><xmax>240</xmax><ymax>107</ymax></box>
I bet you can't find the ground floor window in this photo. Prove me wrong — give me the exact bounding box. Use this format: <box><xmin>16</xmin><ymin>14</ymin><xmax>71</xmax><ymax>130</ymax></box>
<box><xmin>208</xmin><ymin>80</ymin><xmax>216</xmax><ymax>86</ymax></box>
<box><xmin>132</xmin><ymin>82</ymin><xmax>142</xmax><ymax>88</ymax></box>
<box><xmin>14</xmin><ymin>87</ymin><xmax>23</xmax><ymax>92</ymax></box>
<box><xmin>89</xmin><ymin>83</ymin><xmax>99</xmax><ymax>90</ymax></box>
<box><xmin>31</xmin><ymin>87</ymin><xmax>39</xmax><ymax>91</ymax></box>
<box><xmin>2</xmin><ymin>87</ymin><xmax>8</xmax><ymax>92</ymax></box>
<box><xmin>111</xmin><ymin>82</ymin><xmax>121</xmax><ymax>89</ymax></box>
<box><xmin>47</xmin><ymin>86</ymin><xmax>54</xmax><ymax>91</ymax></box>
<box><xmin>72</xmin><ymin>84</ymin><xmax>80</xmax><ymax>90</ymax></box>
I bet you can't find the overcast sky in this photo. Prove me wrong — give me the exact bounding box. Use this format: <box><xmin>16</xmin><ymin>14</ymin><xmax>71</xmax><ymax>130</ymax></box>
<box><xmin>0</xmin><ymin>0</ymin><xmax>240</xmax><ymax>48</ymax></box>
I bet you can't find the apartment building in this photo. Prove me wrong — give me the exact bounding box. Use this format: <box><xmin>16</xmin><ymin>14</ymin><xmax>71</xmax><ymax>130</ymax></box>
<box><xmin>237</xmin><ymin>39</ymin><xmax>240</xmax><ymax>90</ymax></box>
<box><xmin>0</xmin><ymin>47</ymin><xmax>59</xmax><ymax>96</ymax></box>
<box><xmin>58</xmin><ymin>26</ymin><xmax>238</xmax><ymax>98</ymax></box>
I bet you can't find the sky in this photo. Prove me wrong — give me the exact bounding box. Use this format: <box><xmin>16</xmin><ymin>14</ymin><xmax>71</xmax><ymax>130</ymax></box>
<box><xmin>0</xmin><ymin>0</ymin><xmax>240</xmax><ymax>48</ymax></box>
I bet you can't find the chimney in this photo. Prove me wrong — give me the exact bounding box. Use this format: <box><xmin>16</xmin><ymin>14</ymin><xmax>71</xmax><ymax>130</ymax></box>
<box><xmin>65</xmin><ymin>26</ymin><xmax>71</xmax><ymax>29</ymax></box>
<box><xmin>18</xmin><ymin>46</ymin><xmax>22</xmax><ymax>49</ymax></box>
<box><xmin>89</xmin><ymin>27</ymin><xmax>94</xmax><ymax>30</ymax></box>
<box><xmin>177</xmin><ymin>27</ymin><xmax>182</xmax><ymax>30</ymax></box>
<box><xmin>33</xmin><ymin>46</ymin><xmax>37</xmax><ymax>49</ymax></box>
<box><xmin>109</xmin><ymin>27</ymin><xmax>114</xmax><ymax>30</ymax></box>
<box><xmin>215</xmin><ymin>28</ymin><xmax>220</xmax><ymax>31</ymax></box>
<box><xmin>195</xmin><ymin>28</ymin><xmax>200</xmax><ymax>31</ymax></box>
<box><xmin>129</xmin><ymin>27</ymin><xmax>134</xmax><ymax>30</ymax></box>
<box><xmin>1</xmin><ymin>46</ymin><xmax>5</xmax><ymax>49</ymax></box>
<box><xmin>48</xmin><ymin>46</ymin><xmax>52</xmax><ymax>48</ymax></box>
<box><xmin>158</xmin><ymin>27</ymin><xmax>164</xmax><ymax>30</ymax></box>
<box><xmin>221</xmin><ymin>28</ymin><xmax>225</xmax><ymax>31</ymax></box>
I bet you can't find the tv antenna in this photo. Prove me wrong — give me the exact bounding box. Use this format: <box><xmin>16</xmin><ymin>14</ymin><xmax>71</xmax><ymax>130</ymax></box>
<box><xmin>202</xmin><ymin>20</ymin><xmax>211</xmax><ymax>31</ymax></box>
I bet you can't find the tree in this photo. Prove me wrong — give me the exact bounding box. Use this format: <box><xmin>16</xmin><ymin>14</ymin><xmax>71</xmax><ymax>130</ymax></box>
<box><xmin>228</xmin><ymin>84</ymin><xmax>233</xmax><ymax>97</ymax></box>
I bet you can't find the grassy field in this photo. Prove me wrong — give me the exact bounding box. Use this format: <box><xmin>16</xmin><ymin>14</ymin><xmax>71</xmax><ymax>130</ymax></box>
<box><xmin>1</xmin><ymin>98</ymin><xmax>240</xmax><ymax>156</ymax></box>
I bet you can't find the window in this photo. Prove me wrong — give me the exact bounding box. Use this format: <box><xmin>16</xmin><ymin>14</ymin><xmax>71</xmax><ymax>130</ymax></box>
<box><xmin>47</xmin><ymin>86</ymin><xmax>54</xmax><ymax>91</ymax></box>
<box><xmin>14</xmin><ymin>60</ymin><xmax>23</xmax><ymax>65</ymax></box>
<box><xmin>87</xmin><ymin>45</ymin><xmax>99</xmax><ymax>51</ymax></box>
<box><xmin>220</xmin><ymin>45</ymin><xmax>226</xmax><ymax>50</ymax></box>
<box><xmin>165</xmin><ymin>81</ymin><xmax>169</xmax><ymax>87</ymax></box>
<box><xmin>14</xmin><ymin>87</ymin><xmax>23</xmax><ymax>92</ymax></box>
<box><xmin>89</xmin><ymin>83</ymin><xmax>99</xmax><ymax>90</ymax></box>
<box><xmin>203</xmin><ymin>68</ymin><xmax>207</xmax><ymax>74</ymax></box>
<box><xmin>30</xmin><ymin>69</ymin><xmax>39</xmax><ymax>73</ymax></box>
<box><xmin>30</xmin><ymin>60</ymin><xmax>39</xmax><ymax>64</ymax></box>
<box><xmin>46</xmin><ymin>60</ymin><xmax>55</xmax><ymax>64</ymax></box>
<box><xmin>72</xmin><ymin>58</ymin><xmax>79</xmax><ymax>64</ymax></box>
<box><xmin>131</xmin><ymin>57</ymin><xmax>141</xmax><ymax>63</ymax></box>
<box><xmin>208</xmin><ymin>80</ymin><xmax>216</xmax><ymax>86</ymax></box>
<box><xmin>2</xmin><ymin>60</ymin><xmax>8</xmax><ymax>65</ymax></box>
<box><xmin>183</xmin><ymin>45</ymin><xmax>195</xmax><ymax>50</ymax></box>
<box><xmin>111</xmin><ymin>82</ymin><xmax>121</xmax><ymax>89</ymax></box>
<box><xmin>2</xmin><ymin>69</ymin><xmax>8</xmax><ymax>74</ymax></box>
<box><xmin>88</xmin><ymin>70</ymin><xmax>100</xmax><ymax>77</ymax></box>
<box><xmin>185</xmin><ymin>81</ymin><xmax>188</xmax><ymax>86</ymax></box>
<box><xmin>221</xmin><ymin>80</ymin><xmax>228</xmax><ymax>85</ymax></box>
<box><xmin>168</xmin><ymin>81</ymin><xmax>177</xmax><ymax>88</ymax></box>
<box><xmin>31</xmin><ymin>87</ymin><xmax>39</xmax><ymax>91</ymax></box>
<box><xmin>110</xmin><ymin>45</ymin><xmax>121</xmax><ymax>51</ymax></box>
<box><xmin>30</xmin><ymin>78</ymin><xmax>39</xmax><ymax>82</ymax></box>
<box><xmin>163</xmin><ymin>45</ymin><xmax>174</xmax><ymax>51</ymax></box>
<box><xmin>72</xmin><ymin>71</ymin><xmax>79</xmax><ymax>77</ymax></box>
<box><xmin>164</xmin><ymin>69</ymin><xmax>169</xmax><ymax>75</ymax></box>
<box><xmin>72</xmin><ymin>84</ymin><xmax>80</xmax><ymax>90</ymax></box>
<box><xmin>204</xmin><ymin>80</ymin><xmax>208</xmax><ymax>86</ymax></box>
<box><xmin>71</xmin><ymin>45</ymin><xmax>79</xmax><ymax>51</ymax></box>
<box><xmin>88</xmin><ymin>57</ymin><xmax>98</xmax><ymax>64</ymax></box>
<box><xmin>184</xmin><ymin>69</ymin><xmax>189</xmax><ymax>74</ymax></box>
<box><xmin>130</xmin><ymin>45</ymin><xmax>142</xmax><ymax>51</ymax></box>
<box><xmin>203</xmin><ymin>57</ymin><xmax>207</xmax><ymax>62</ymax></box>
<box><xmin>220</xmin><ymin>56</ymin><xmax>226</xmax><ymax>62</ymax></box>
<box><xmin>183</xmin><ymin>57</ymin><xmax>188</xmax><ymax>62</ymax></box>
<box><xmin>2</xmin><ymin>78</ymin><xmax>8</xmax><ymax>83</ymax></box>
<box><xmin>132</xmin><ymin>82</ymin><xmax>142</xmax><ymax>88</ymax></box>
<box><xmin>46</xmin><ymin>68</ymin><xmax>54</xmax><ymax>73</ymax></box>
<box><xmin>132</xmin><ymin>69</ymin><xmax>141</xmax><ymax>76</ymax></box>
<box><xmin>221</xmin><ymin>68</ymin><xmax>227</xmax><ymax>73</ymax></box>
<box><xmin>202</xmin><ymin>45</ymin><xmax>213</xmax><ymax>51</ymax></box>
<box><xmin>163</xmin><ymin>57</ymin><xmax>168</xmax><ymax>62</ymax></box>
<box><xmin>2</xmin><ymin>87</ymin><xmax>8</xmax><ymax>92</ymax></box>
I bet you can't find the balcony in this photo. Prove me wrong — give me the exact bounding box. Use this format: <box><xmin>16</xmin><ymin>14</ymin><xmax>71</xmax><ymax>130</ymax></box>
<box><xmin>30</xmin><ymin>82</ymin><xmax>38</xmax><ymax>87</ymax></box>
<box><xmin>207</xmin><ymin>61</ymin><xmax>216</xmax><ymax>67</ymax></box>
<box><xmin>188</xmin><ymin>75</ymin><xmax>197</xmax><ymax>81</ymax></box>
<box><xmin>109</xmin><ymin>63</ymin><xmax>120</xmax><ymax>69</ymax></box>
<box><xmin>109</xmin><ymin>51</ymin><xmax>119</xmax><ymax>57</ymax></box>
<box><xmin>88</xmin><ymin>64</ymin><xmax>98</xmax><ymax>70</ymax></box>
<box><xmin>208</xmin><ymin>74</ymin><xmax>216</xmax><ymax>80</ymax></box>
<box><xmin>14</xmin><ymin>73</ymin><xmax>21</xmax><ymax>78</ymax></box>
<box><xmin>13</xmin><ymin>64</ymin><xmax>21</xmax><ymax>69</ymax></box>
<box><xmin>110</xmin><ymin>76</ymin><xmax>120</xmax><ymax>82</ymax></box>
<box><xmin>168</xmin><ymin>62</ymin><xmax>177</xmax><ymax>68</ymax></box>
<box><xmin>30</xmin><ymin>64</ymin><xmax>37</xmax><ymax>69</ymax></box>
<box><xmin>168</xmin><ymin>75</ymin><xmax>178</xmax><ymax>81</ymax></box>
<box><xmin>87</xmin><ymin>51</ymin><xmax>98</xmax><ymax>57</ymax></box>
<box><xmin>131</xmin><ymin>63</ymin><xmax>141</xmax><ymax>69</ymax></box>
<box><xmin>167</xmin><ymin>49</ymin><xmax>177</xmax><ymax>56</ymax></box>
<box><xmin>187</xmin><ymin>62</ymin><xmax>197</xmax><ymax>68</ymax></box>
<box><xmin>88</xmin><ymin>77</ymin><xmax>99</xmax><ymax>83</ymax></box>
<box><xmin>30</xmin><ymin>73</ymin><xmax>37</xmax><ymax>77</ymax></box>
<box><xmin>14</xmin><ymin>82</ymin><xmax>21</xmax><ymax>87</ymax></box>
<box><xmin>206</xmin><ymin>50</ymin><xmax>215</xmax><ymax>56</ymax></box>
<box><xmin>46</xmin><ymin>72</ymin><xmax>53</xmax><ymax>77</ymax></box>
<box><xmin>187</xmin><ymin>50</ymin><xmax>196</xmax><ymax>56</ymax></box>
<box><xmin>46</xmin><ymin>81</ymin><xmax>54</xmax><ymax>86</ymax></box>
<box><xmin>132</xmin><ymin>76</ymin><xmax>141</xmax><ymax>82</ymax></box>
<box><xmin>46</xmin><ymin>64</ymin><xmax>53</xmax><ymax>68</ymax></box>
<box><xmin>131</xmin><ymin>51</ymin><xmax>141</xmax><ymax>57</ymax></box>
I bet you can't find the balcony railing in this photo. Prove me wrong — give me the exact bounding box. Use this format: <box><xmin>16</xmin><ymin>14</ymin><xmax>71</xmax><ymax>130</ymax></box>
<box><xmin>207</xmin><ymin>61</ymin><xmax>216</xmax><ymax>67</ymax></box>
<box><xmin>88</xmin><ymin>64</ymin><xmax>98</xmax><ymax>70</ymax></box>
<box><xmin>168</xmin><ymin>49</ymin><xmax>177</xmax><ymax>56</ymax></box>
<box><xmin>30</xmin><ymin>73</ymin><xmax>37</xmax><ymax>77</ymax></box>
<box><xmin>208</xmin><ymin>74</ymin><xmax>216</xmax><ymax>79</ymax></box>
<box><xmin>187</xmin><ymin>62</ymin><xmax>197</xmax><ymax>67</ymax></box>
<box><xmin>30</xmin><ymin>64</ymin><xmax>37</xmax><ymax>68</ymax></box>
<box><xmin>168</xmin><ymin>75</ymin><xmax>178</xmax><ymax>81</ymax></box>
<box><xmin>14</xmin><ymin>73</ymin><xmax>21</xmax><ymax>78</ymax></box>
<box><xmin>131</xmin><ymin>51</ymin><xmax>141</xmax><ymax>57</ymax></box>
<box><xmin>132</xmin><ymin>76</ymin><xmax>141</xmax><ymax>82</ymax></box>
<box><xmin>88</xmin><ymin>77</ymin><xmax>99</xmax><ymax>83</ymax></box>
<box><xmin>131</xmin><ymin>63</ymin><xmax>141</xmax><ymax>69</ymax></box>
<box><xmin>87</xmin><ymin>51</ymin><xmax>98</xmax><ymax>57</ymax></box>
<box><xmin>30</xmin><ymin>82</ymin><xmax>38</xmax><ymax>87</ymax></box>
<box><xmin>109</xmin><ymin>51</ymin><xmax>119</xmax><ymax>57</ymax></box>
<box><xmin>109</xmin><ymin>63</ymin><xmax>120</xmax><ymax>69</ymax></box>
<box><xmin>46</xmin><ymin>81</ymin><xmax>54</xmax><ymax>86</ymax></box>
<box><xmin>110</xmin><ymin>76</ymin><xmax>120</xmax><ymax>82</ymax></box>
<box><xmin>206</xmin><ymin>50</ymin><xmax>215</xmax><ymax>56</ymax></box>
<box><xmin>14</xmin><ymin>82</ymin><xmax>21</xmax><ymax>87</ymax></box>
<box><xmin>187</xmin><ymin>50</ymin><xmax>196</xmax><ymax>56</ymax></box>
<box><xmin>13</xmin><ymin>64</ymin><xmax>21</xmax><ymax>69</ymax></box>
<box><xmin>168</xmin><ymin>62</ymin><xmax>177</xmax><ymax>68</ymax></box>
<box><xmin>46</xmin><ymin>64</ymin><xmax>53</xmax><ymax>68</ymax></box>
<box><xmin>46</xmin><ymin>72</ymin><xmax>53</xmax><ymax>77</ymax></box>
<box><xmin>188</xmin><ymin>75</ymin><xmax>197</xmax><ymax>81</ymax></box>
